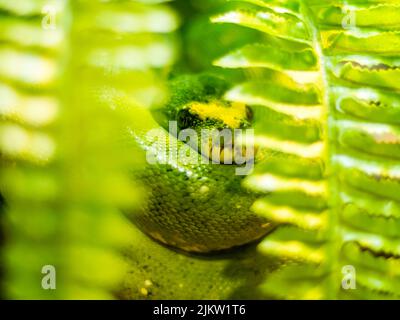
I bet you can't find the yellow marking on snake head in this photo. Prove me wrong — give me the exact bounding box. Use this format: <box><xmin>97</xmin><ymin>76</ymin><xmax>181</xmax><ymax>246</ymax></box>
<box><xmin>188</xmin><ymin>101</ymin><xmax>247</xmax><ymax>128</ymax></box>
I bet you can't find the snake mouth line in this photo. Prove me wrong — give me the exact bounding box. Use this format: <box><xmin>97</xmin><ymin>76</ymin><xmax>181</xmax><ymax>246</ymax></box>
<box><xmin>197</xmin><ymin>136</ymin><xmax>257</xmax><ymax>165</ymax></box>
<box><xmin>176</xmin><ymin>100</ymin><xmax>258</xmax><ymax>165</ymax></box>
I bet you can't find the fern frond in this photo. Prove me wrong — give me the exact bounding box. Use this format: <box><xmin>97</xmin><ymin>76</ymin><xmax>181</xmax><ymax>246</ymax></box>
<box><xmin>0</xmin><ymin>0</ymin><xmax>177</xmax><ymax>299</ymax></box>
<box><xmin>260</xmin><ymin>264</ymin><xmax>329</xmax><ymax>299</ymax></box>
<box><xmin>313</xmin><ymin>0</ymin><xmax>400</xmax><ymax>299</ymax></box>
<box><xmin>212</xmin><ymin>0</ymin><xmax>332</xmax><ymax>299</ymax></box>
<box><xmin>214</xmin><ymin>0</ymin><xmax>400</xmax><ymax>299</ymax></box>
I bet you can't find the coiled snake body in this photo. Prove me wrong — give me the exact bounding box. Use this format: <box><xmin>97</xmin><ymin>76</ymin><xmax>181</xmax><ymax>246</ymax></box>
<box><xmin>126</xmin><ymin>74</ymin><xmax>272</xmax><ymax>252</ymax></box>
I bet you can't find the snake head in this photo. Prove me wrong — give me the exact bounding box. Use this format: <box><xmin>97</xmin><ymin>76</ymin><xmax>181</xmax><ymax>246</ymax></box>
<box><xmin>162</xmin><ymin>74</ymin><xmax>256</xmax><ymax>164</ymax></box>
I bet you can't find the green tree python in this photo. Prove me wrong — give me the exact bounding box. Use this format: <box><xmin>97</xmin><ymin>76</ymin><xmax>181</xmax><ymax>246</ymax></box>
<box><xmin>127</xmin><ymin>74</ymin><xmax>273</xmax><ymax>253</ymax></box>
<box><xmin>120</xmin><ymin>74</ymin><xmax>277</xmax><ymax>299</ymax></box>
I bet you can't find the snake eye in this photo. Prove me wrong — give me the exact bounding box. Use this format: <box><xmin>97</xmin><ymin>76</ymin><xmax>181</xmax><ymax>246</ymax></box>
<box><xmin>246</xmin><ymin>106</ymin><xmax>254</xmax><ymax>122</ymax></box>
<box><xmin>177</xmin><ymin>108</ymin><xmax>201</xmax><ymax>130</ymax></box>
